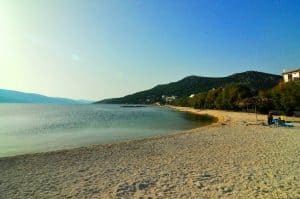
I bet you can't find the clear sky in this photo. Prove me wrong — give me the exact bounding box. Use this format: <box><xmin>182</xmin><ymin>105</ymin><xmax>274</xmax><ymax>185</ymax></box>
<box><xmin>1</xmin><ymin>0</ymin><xmax>299</xmax><ymax>100</ymax></box>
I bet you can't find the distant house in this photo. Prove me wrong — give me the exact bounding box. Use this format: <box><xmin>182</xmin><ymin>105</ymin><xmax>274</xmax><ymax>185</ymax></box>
<box><xmin>162</xmin><ymin>95</ymin><xmax>177</xmax><ymax>103</ymax></box>
<box><xmin>282</xmin><ymin>68</ymin><xmax>300</xmax><ymax>82</ymax></box>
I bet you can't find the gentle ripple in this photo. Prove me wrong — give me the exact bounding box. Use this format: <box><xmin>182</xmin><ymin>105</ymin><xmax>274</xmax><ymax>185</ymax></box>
<box><xmin>0</xmin><ymin>104</ymin><xmax>214</xmax><ymax>157</ymax></box>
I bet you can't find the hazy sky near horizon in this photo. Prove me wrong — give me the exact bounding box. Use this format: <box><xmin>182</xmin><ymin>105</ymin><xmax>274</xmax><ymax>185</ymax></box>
<box><xmin>1</xmin><ymin>0</ymin><xmax>300</xmax><ymax>100</ymax></box>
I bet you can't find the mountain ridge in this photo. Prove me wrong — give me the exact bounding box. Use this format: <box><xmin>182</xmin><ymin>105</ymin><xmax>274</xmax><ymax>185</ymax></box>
<box><xmin>97</xmin><ymin>71</ymin><xmax>282</xmax><ymax>104</ymax></box>
<box><xmin>0</xmin><ymin>89</ymin><xmax>90</xmax><ymax>104</ymax></box>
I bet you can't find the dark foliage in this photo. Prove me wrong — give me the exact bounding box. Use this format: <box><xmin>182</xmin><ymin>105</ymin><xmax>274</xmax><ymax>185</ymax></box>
<box><xmin>96</xmin><ymin>70</ymin><xmax>299</xmax><ymax>116</ymax></box>
<box><xmin>269</xmin><ymin>81</ymin><xmax>300</xmax><ymax>115</ymax></box>
<box><xmin>171</xmin><ymin>81</ymin><xmax>300</xmax><ymax>116</ymax></box>
<box><xmin>97</xmin><ymin>71</ymin><xmax>281</xmax><ymax>104</ymax></box>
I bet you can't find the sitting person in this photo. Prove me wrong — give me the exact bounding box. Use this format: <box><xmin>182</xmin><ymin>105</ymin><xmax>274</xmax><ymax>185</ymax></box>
<box><xmin>279</xmin><ymin>115</ymin><xmax>285</xmax><ymax>123</ymax></box>
<box><xmin>267</xmin><ymin>112</ymin><xmax>273</xmax><ymax>125</ymax></box>
<box><xmin>278</xmin><ymin>116</ymin><xmax>288</xmax><ymax>126</ymax></box>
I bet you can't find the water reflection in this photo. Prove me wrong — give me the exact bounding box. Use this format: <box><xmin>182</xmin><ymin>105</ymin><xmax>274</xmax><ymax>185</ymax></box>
<box><xmin>0</xmin><ymin>104</ymin><xmax>216</xmax><ymax>157</ymax></box>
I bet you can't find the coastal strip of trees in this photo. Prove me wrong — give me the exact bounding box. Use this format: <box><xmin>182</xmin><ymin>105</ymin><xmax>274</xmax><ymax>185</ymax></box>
<box><xmin>170</xmin><ymin>81</ymin><xmax>300</xmax><ymax>116</ymax></box>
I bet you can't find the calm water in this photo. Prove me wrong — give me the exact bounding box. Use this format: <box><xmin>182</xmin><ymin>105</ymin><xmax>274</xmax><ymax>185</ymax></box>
<box><xmin>0</xmin><ymin>104</ymin><xmax>214</xmax><ymax>157</ymax></box>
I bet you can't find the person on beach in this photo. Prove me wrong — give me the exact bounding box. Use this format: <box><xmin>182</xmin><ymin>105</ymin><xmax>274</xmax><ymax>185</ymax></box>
<box><xmin>267</xmin><ymin>111</ymin><xmax>273</xmax><ymax>125</ymax></box>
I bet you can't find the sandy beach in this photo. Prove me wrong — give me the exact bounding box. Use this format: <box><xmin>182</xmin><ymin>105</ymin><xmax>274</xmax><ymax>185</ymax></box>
<box><xmin>0</xmin><ymin>107</ymin><xmax>300</xmax><ymax>198</ymax></box>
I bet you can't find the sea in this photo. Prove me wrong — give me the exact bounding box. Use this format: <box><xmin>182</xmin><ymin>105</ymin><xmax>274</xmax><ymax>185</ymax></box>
<box><xmin>0</xmin><ymin>104</ymin><xmax>214</xmax><ymax>157</ymax></box>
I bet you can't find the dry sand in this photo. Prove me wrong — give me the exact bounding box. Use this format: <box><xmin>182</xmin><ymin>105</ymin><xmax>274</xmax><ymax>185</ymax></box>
<box><xmin>0</xmin><ymin>107</ymin><xmax>300</xmax><ymax>198</ymax></box>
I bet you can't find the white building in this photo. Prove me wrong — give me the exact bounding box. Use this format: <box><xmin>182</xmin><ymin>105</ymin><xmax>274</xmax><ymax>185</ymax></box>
<box><xmin>282</xmin><ymin>68</ymin><xmax>300</xmax><ymax>82</ymax></box>
<box><xmin>162</xmin><ymin>95</ymin><xmax>177</xmax><ymax>103</ymax></box>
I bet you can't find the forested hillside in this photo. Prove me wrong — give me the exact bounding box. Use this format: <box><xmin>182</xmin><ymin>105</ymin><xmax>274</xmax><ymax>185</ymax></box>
<box><xmin>97</xmin><ymin>71</ymin><xmax>281</xmax><ymax>104</ymax></box>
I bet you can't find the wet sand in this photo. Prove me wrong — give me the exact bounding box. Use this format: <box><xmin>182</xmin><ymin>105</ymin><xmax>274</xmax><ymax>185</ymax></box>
<box><xmin>1</xmin><ymin>107</ymin><xmax>300</xmax><ymax>198</ymax></box>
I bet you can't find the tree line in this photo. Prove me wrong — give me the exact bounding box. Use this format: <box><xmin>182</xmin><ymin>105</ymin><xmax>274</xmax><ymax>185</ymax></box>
<box><xmin>170</xmin><ymin>81</ymin><xmax>300</xmax><ymax>116</ymax></box>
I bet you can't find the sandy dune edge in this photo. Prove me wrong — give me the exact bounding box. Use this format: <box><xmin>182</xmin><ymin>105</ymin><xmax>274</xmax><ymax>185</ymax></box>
<box><xmin>0</xmin><ymin>107</ymin><xmax>299</xmax><ymax>198</ymax></box>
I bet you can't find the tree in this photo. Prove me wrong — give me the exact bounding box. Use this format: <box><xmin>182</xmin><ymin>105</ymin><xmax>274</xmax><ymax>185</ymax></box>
<box><xmin>205</xmin><ymin>88</ymin><xmax>223</xmax><ymax>109</ymax></box>
<box><xmin>270</xmin><ymin>81</ymin><xmax>300</xmax><ymax>115</ymax></box>
<box><xmin>193</xmin><ymin>92</ymin><xmax>207</xmax><ymax>109</ymax></box>
<box><xmin>215</xmin><ymin>84</ymin><xmax>253</xmax><ymax>110</ymax></box>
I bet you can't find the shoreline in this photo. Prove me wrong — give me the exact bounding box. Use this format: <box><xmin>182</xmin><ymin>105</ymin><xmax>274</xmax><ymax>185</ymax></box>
<box><xmin>0</xmin><ymin>106</ymin><xmax>218</xmax><ymax>160</ymax></box>
<box><xmin>1</xmin><ymin>107</ymin><xmax>300</xmax><ymax>198</ymax></box>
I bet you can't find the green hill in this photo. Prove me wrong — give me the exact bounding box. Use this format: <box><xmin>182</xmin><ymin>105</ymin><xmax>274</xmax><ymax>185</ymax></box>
<box><xmin>97</xmin><ymin>71</ymin><xmax>282</xmax><ymax>104</ymax></box>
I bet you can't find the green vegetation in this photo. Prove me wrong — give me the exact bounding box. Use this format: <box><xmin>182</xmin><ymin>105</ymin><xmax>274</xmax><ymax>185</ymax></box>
<box><xmin>259</xmin><ymin>81</ymin><xmax>300</xmax><ymax>115</ymax></box>
<box><xmin>95</xmin><ymin>69</ymin><xmax>299</xmax><ymax>116</ymax></box>
<box><xmin>171</xmin><ymin>81</ymin><xmax>300</xmax><ymax>116</ymax></box>
<box><xmin>97</xmin><ymin>71</ymin><xmax>281</xmax><ymax>104</ymax></box>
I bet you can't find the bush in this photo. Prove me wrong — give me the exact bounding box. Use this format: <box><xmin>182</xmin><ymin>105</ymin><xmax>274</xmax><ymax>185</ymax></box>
<box><xmin>271</xmin><ymin>81</ymin><xmax>300</xmax><ymax>115</ymax></box>
<box><xmin>170</xmin><ymin>81</ymin><xmax>299</xmax><ymax>116</ymax></box>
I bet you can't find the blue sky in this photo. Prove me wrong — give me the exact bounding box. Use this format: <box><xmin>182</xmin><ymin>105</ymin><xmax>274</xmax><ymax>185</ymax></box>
<box><xmin>1</xmin><ymin>0</ymin><xmax>299</xmax><ymax>100</ymax></box>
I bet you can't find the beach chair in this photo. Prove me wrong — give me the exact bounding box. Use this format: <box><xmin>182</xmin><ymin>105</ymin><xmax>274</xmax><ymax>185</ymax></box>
<box><xmin>272</xmin><ymin>118</ymin><xmax>294</xmax><ymax>128</ymax></box>
<box><xmin>272</xmin><ymin>119</ymin><xmax>279</xmax><ymax>127</ymax></box>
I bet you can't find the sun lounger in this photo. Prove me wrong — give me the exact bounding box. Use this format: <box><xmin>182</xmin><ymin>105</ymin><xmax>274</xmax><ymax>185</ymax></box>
<box><xmin>272</xmin><ymin>118</ymin><xmax>294</xmax><ymax>128</ymax></box>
